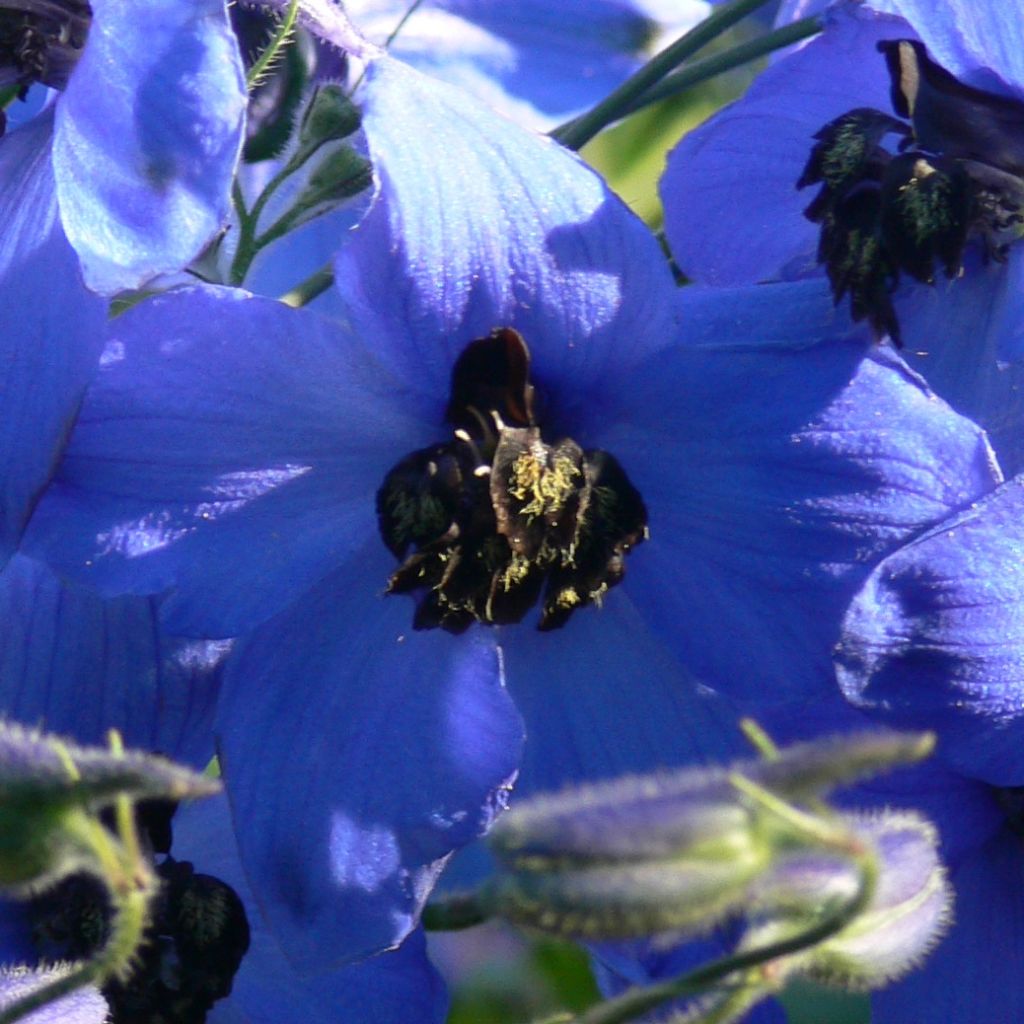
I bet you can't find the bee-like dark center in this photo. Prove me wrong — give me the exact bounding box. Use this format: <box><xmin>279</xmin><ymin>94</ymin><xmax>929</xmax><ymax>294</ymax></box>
<box><xmin>0</xmin><ymin>0</ymin><xmax>91</xmax><ymax>97</ymax></box>
<box><xmin>798</xmin><ymin>39</ymin><xmax>1024</xmax><ymax>345</ymax></box>
<box><xmin>28</xmin><ymin>800</ymin><xmax>250</xmax><ymax>1024</ymax></box>
<box><xmin>376</xmin><ymin>328</ymin><xmax>648</xmax><ymax>633</ymax></box>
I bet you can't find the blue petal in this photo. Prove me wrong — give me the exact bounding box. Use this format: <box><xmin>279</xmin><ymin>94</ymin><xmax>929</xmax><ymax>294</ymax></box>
<box><xmin>874</xmin><ymin>0</ymin><xmax>1024</xmax><ymax>95</ymax></box>
<box><xmin>337</xmin><ymin>56</ymin><xmax>679</xmax><ymax>422</ymax></box>
<box><xmin>215</xmin><ymin>543</ymin><xmax>523</xmax><ymax>968</ymax></box>
<box><xmin>836</xmin><ymin>475</ymin><xmax>1024</xmax><ymax>786</ymax></box>
<box><xmin>0</xmin><ymin>112</ymin><xmax>105</xmax><ymax>565</ymax></box>
<box><xmin>0</xmin><ymin>554</ymin><xmax>223</xmax><ymax>768</ymax></box>
<box><xmin>872</xmin><ymin>827</ymin><xmax>1024</xmax><ymax>1024</ymax></box>
<box><xmin>25</xmin><ymin>285</ymin><xmax>437</xmax><ymax>637</ymax></box>
<box><xmin>173</xmin><ymin>797</ymin><xmax>449</xmax><ymax>1024</ymax></box>
<box><xmin>502</xmin><ymin>593</ymin><xmax>749</xmax><ymax>797</ymax></box>
<box><xmin>587</xmin><ymin>281</ymin><xmax>1001</xmax><ymax>702</ymax></box>
<box><xmin>344</xmin><ymin>0</ymin><xmax>707</xmax><ymax>128</ymax></box>
<box><xmin>894</xmin><ymin>248</ymin><xmax>1024</xmax><ymax>475</ymax></box>
<box><xmin>54</xmin><ymin>0</ymin><xmax>246</xmax><ymax>293</ymax></box>
<box><xmin>660</xmin><ymin>5</ymin><xmax>905</xmax><ymax>285</ymax></box>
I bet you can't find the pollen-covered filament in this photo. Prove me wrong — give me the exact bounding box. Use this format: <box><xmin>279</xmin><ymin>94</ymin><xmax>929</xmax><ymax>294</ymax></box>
<box><xmin>376</xmin><ymin>328</ymin><xmax>648</xmax><ymax>633</ymax></box>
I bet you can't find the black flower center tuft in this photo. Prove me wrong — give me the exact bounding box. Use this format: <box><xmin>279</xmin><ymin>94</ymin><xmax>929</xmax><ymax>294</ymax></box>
<box><xmin>376</xmin><ymin>328</ymin><xmax>648</xmax><ymax>633</ymax></box>
<box><xmin>28</xmin><ymin>799</ymin><xmax>250</xmax><ymax>1024</ymax></box>
<box><xmin>798</xmin><ymin>39</ymin><xmax>1024</xmax><ymax>346</ymax></box>
<box><xmin>0</xmin><ymin>0</ymin><xmax>91</xmax><ymax>97</ymax></box>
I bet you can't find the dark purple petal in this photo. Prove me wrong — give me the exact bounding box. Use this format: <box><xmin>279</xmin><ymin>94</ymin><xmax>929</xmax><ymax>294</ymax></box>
<box><xmin>0</xmin><ymin>112</ymin><xmax>105</xmax><ymax>564</ymax></box>
<box><xmin>837</xmin><ymin>475</ymin><xmax>1024</xmax><ymax>785</ymax></box>
<box><xmin>216</xmin><ymin>543</ymin><xmax>523</xmax><ymax>968</ymax></box>
<box><xmin>876</xmin><ymin>0</ymin><xmax>1024</xmax><ymax>95</ymax></box>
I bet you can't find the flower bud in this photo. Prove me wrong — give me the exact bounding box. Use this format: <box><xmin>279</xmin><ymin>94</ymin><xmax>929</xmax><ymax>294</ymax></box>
<box><xmin>480</xmin><ymin>732</ymin><xmax>936</xmax><ymax>942</ymax></box>
<box><xmin>484</xmin><ymin>770</ymin><xmax>774</xmax><ymax>939</ymax></box>
<box><xmin>304</xmin><ymin>144</ymin><xmax>373</xmax><ymax>202</ymax></box>
<box><xmin>0</xmin><ymin>721</ymin><xmax>217</xmax><ymax>893</ymax></box>
<box><xmin>745</xmin><ymin>810</ymin><xmax>952</xmax><ymax>991</ymax></box>
<box><xmin>300</xmin><ymin>85</ymin><xmax>361</xmax><ymax>147</ymax></box>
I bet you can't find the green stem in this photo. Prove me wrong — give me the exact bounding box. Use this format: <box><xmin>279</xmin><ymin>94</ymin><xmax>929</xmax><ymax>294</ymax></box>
<box><xmin>0</xmin><ymin>964</ymin><xmax>97</xmax><ymax>1024</ymax></box>
<box><xmin>383</xmin><ymin>0</ymin><xmax>429</xmax><ymax>47</ymax></box>
<box><xmin>247</xmin><ymin>0</ymin><xmax>300</xmax><ymax>90</ymax></box>
<box><xmin>349</xmin><ymin>0</ymin><xmax>428</xmax><ymax>97</ymax></box>
<box><xmin>558</xmin><ymin>797</ymin><xmax>879</xmax><ymax>1024</ymax></box>
<box><xmin>229</xmin><ymin>159</ymin><xmax>301</xmax><ymax>285</ymax></box>
<box><xmin>0</xmin><ymin>816</ymin><xmax>157</xmax><ymax>1024</ymax></box>
<box><xmin>280</xmin><ymin>263</ymin><xmax>336</xmax><ymax>307</ymax></box>
<box><xmin>551</xmin><ymin>0</ymin><xmax>778</xmax><ymax>150</ymax></box>
<box><xmin>739</xmin><ymin>719</ymin><xmax>781</xmax><ymax>761</ymax></box>
<box><xmin>566</xmin><ymin>881</ymin><xmax>871</xmax><ymax>1024</ymax></box>
<box><xmin>618</xmin><ymin>17</ymin><xmax>821</xmax><ymax>117</ymax></box>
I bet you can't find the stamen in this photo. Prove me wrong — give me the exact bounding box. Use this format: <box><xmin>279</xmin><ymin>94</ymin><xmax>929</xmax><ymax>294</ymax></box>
<box><xmin>376</xmin><ymin>328</ymin><xmax>647</xmax><ymax>632</ymax></box>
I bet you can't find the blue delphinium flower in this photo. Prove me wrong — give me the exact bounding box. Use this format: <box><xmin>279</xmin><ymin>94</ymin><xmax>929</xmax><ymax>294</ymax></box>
<box><xmin>832</xmin><ymin>475</ymin><xmax>1024</xmax><ymax>1018</ymax></box>
<box><xmin>0</xmin><ymin>0</ymin><xmax>247</xmax><ymax>565</ymax></box>
<box><xmin>23</xmin><ymin>51</ymin><xmax>1002</xmax><ymax>976</ymax></box>
<box><xmin>660</xmin><ymin>0</ymin><xmax>1024</xmax><ymax>472</ymax></box>
<box><xmin>831</xmin><ymin>474</ymin><xmax>1024</xmax><ymax>1020</ymax></box>
<box><xmin>0</xmin><ymin>0</ymin><xmax>246</xmax><ymax>295</ymax></box>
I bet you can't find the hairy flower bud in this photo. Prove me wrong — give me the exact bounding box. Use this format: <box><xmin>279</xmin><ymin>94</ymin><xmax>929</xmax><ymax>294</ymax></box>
<box><xmin>0</xmin><ymin>721</ymin><xmax>217</xmax><ymax>894</ymax></box>
<box><xmin>480</xmin><ymin>732</ymin><xmax>935</xmax><ymax>941</ymax></box>
<box><xmin>746</xmin><ymin>811</ymin><xmax>952</xmax><ymax>991</ymax></box>
<box><xmin>300</xmin><ymin>84</ymin><xmax>361</xmax><ymax>146</ymax></box>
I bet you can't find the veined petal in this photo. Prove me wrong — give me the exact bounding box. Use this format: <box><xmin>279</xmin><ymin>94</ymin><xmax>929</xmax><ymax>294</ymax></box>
<box><xmin>590</xmin><ymin>281</ymin><xmax>1001</xmax><ymax>702</ymax></box>
<box><xmin>25</xmin><ymin>285</ymin><xmax>437</xmax><ymax>637</ymax></box>
<box><xmin>0</xmin><ymin>112</ymin><xmax>105</xmax><ymax>565</ymax></box>
<box><xmin>344</xmin><ymin>0</ymin><xmax>708</xmax><ymax>128</ymax></box>
<box><xmin>837</xmin><ymin>475</ymin><xmax>1024</xmax><ymax>786</ymax></box>
<box><xmin>55</xmin><ymin>0</ymin><xmax>247</xmax><ymax>294</ymax></box>
<box><xmin>875</xmin><ymin>0</ymin><xmax>1024</xmax><ymax>96</ymax></box>
<box><xmin>216</xmin><ymin>543</ymin><xmax>523</xmax><ymax>969</ymax></box>
<box><xmin>501</xmin><ymin>593</ymin><xmax>749</xmax><ymax>798</ymax></box>
<box><xmin>872</xmin><ymin>827</ymin><xmax>1024</xmax><ymax>1024</ymax></box>
<box><xmin>0</xmin><ymin>554</ymin><xmax>223</xmax><ymax>768</ymax></box>
<box><xmin>893</xmin><ymin>248</ymin><xmax>1024</xmax><ymax>475</ymax></box>
<box><xmin>174</xmin><ymin>797</ymin><xmax>448</xmax><ymax>1024</ymax></box>
<box><xmin>661</xmin><ymin>6</ymin><xmax>906</xmax><ymax>285</ymax></box>
<box><xmin>336</xmin><ymin>56</ymin><xmax>678</xmax><ymax>422</ymax></box>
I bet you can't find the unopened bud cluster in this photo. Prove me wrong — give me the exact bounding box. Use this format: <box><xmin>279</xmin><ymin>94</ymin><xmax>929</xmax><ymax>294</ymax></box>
<box><xmin>479</xmin><ymin>730</ymin><xmax>950</xmax><ymax>996</ymax></box>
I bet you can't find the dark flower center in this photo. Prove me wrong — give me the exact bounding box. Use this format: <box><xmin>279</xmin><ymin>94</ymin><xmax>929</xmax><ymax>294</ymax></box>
<box><xmin>0</xmin><ymin>0</ymin><xmax>91</xmax><ymax>95</ymax></box>
<box><xmin>798</xmin><ymin>39</ymin><xmax>1024</xmax><ymax>346</ymax></box>
<box><xmin>28</xmin><ymin>800</ymin><xmax>251</xmax><ymax>1024</ymax></box>
<box><xmin>376</xmin><ymin>328</ymin><xmax>648</xmax><ymax>633</ymax></box>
